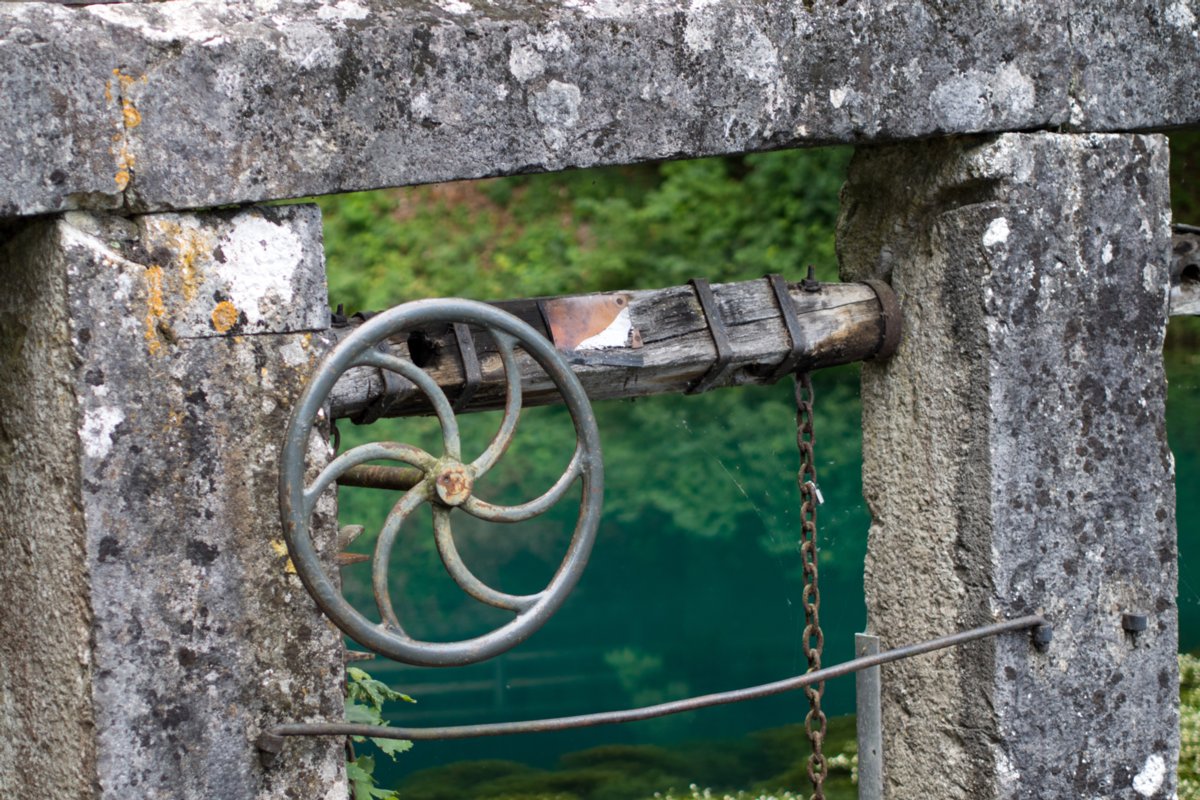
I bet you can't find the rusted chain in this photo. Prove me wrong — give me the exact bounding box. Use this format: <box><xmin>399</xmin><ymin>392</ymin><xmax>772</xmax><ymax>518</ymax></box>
<box><xmin>795</xmin><ymin>372</ymin><xmax>826</xmax><ymax>799</ymax></box>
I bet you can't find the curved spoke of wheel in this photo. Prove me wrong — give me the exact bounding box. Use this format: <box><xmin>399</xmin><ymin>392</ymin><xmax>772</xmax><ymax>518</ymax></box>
<box><xmin>372</xmin><ymin>489</ymin><xmax>429</xmax><ymax>633</ymax></box>
<box><xmin>304</xmin><ymin>441</ymin><xmax>436</xmax><ymax>516</ymax></box>
<box><xmin>432</xmin><ymin>506</ymin><xmax>539</xmax><ymax>613</ymax></box>
<box><xmin>471</xmin><ymin>334</ymin><xmax>522</xmax><ymax>477</ymax></box>
<box><xmin>461</xmin><ymin>448</ymin><xmax>583</xmax><ymax>523</ymax></box>
<box><xmin>355</xmin><ymin>349</ymin><xmax>462</xmax><ymax>460</ymax></box>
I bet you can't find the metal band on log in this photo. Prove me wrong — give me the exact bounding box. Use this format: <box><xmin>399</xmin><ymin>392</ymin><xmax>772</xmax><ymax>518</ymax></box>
<box><xmin>328</xmin><ymin>277</ymin><xmax>901</xmax><ymax>421</ymax></box>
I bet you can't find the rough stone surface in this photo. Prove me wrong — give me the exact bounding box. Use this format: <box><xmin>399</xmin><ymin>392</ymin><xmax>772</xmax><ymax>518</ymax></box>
<box><xmin>0</xmin><ymin>0</ymin><xmax>1154</xmax><ymax>217</ymax></box>
<box><xmin>0</xmin><ymin>205</ymin><xmax>346</xmax><ymax>799</ymax></box>
<box><xmin>838</xmin><ymin>133</ymin><xmax>1176</xmax><ymax>799</ymax></box>
<box><xmin>0</xmin><ymin>221</ymin><xmax>96</xmax><ymax>799</ymax></box>
<box><xmin>1072</xmin><ymin>0</ymin><xmax>1200</xmax><ymax>133</ymax></box>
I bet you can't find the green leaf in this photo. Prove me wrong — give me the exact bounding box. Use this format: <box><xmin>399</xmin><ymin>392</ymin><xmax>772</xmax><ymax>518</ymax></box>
<box><xmin>345</xmin><ymin>757</ymin><xmax>374</xmax><ymax>783</ymax></box>
<box><xmin>371</xmin><ymin>737</ymin><xmax>413</xmax><ymax>758</ymax></box>
<box><xmin>345</xmin><ymin>700</ymin><xmax>382</xmax><ymax>726</ymax></box>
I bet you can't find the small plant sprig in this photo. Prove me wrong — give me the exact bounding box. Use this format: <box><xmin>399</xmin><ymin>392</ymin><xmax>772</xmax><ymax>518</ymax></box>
<box><xmin>345</xmin><ymin>666</ymin><xmax>417</xmax><ymax>800</ymax></box>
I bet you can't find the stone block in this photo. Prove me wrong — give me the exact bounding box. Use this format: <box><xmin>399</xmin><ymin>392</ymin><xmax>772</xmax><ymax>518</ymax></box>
<box><xmin>838</xmin><ymin>133</ymin><xmax>1177</xmax><ymax>798</ymax></box>
<box><xmin>0</xmin><ymin>204</ymin><xmax>344</xmax><ymax>799</ymax></box>
<box><xmin>0</xmin><ymin>0</ymin><xmax>1131</xmax><ymax>216</ymax></box>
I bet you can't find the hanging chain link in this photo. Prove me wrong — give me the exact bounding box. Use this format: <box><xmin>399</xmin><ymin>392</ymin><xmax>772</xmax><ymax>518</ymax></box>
<box><xmin>795</xmin><ymin>372</ymin><xmax>827</xmax><ymax>800</ymax></box>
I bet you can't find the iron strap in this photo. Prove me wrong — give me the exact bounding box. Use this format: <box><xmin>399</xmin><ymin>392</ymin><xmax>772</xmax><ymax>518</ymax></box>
<box><xmin>795</xmin><ymin>372</ymin><xmax>826</xmax><ymax>800</ymax></box>
<box><xmin>685</xmin><ymin>277</ymin><xmax>735</xmax><ymax>394</ymax></box>
<box><xmin>451</xmin><ymin>322</ymin><xmax>482</xmax><ymax>412</ymax></box>
<box><xmin>766</xmin><ymin>273</ymin><xmax>808</xmax><ymax>381</ymax></box>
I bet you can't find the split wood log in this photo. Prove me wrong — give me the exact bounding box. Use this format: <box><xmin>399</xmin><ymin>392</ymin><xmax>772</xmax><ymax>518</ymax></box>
<box><xmin>1173</xmin><ymin>226</ymin><xmax>1200</xmax><ymax>316</ymax></box>
<box><xmin>327</xmin><ymin>276</ymin><xmax>900</xmax><ymax>421</ymax></box>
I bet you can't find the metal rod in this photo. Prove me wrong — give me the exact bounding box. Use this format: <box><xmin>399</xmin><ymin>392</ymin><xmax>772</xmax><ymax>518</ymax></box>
<box><xmin>260</xmin><ymin>615</ymin><xmax>1044</xmax><ymax>746</ymax></box>
<box><xmin>854</xmin><ymin>633</ymin><xmax>883</xmax><ymax>800</ymax></box>
<box><xmin>336</xmin><ymin>464</ymin><xmax>424</xmax><ymax>491</ymax></box>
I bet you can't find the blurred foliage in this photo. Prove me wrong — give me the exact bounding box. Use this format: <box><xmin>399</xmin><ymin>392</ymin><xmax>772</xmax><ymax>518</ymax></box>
<box><xmin>1181</xmin><ymin>654</ymin><xmax>1200</xmax><ymax>798</ymax></box>
<box><xmin>389</xmin><ymin>719</ymin><xmax>857</xmax><ymax>800</ymax></box>
<box><xmin>319</xmin><ymin>148</ymin><xmax>849</xmax><ymax>313</ymax></box>
<box><xmin>1173</xmin><ymin>132</ymin><xmax>1200</xmax><ymax>225</ymax></box>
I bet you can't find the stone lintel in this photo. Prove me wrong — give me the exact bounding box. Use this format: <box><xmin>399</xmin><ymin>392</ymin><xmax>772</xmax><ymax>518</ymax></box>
<box><xmin>0</xmin><ymin>204</ymin><xmax>345</xmax><ymax>798</ymax></box>
<box><xmin>0</xmin><ymin>0</ymin><xmax>1196</xmax><ymax>218</ymax></box>
<box><xmin>838</xmin><ymin>132</ymin><xmax>1177</xmax><ymax>798</ymax></box>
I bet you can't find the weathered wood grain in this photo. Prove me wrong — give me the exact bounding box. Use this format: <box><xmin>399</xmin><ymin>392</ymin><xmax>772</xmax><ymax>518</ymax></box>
<box><xmin>328</xmin><ymin>278</ymin><xmax>898</xmax><ymax>420</ymax></box>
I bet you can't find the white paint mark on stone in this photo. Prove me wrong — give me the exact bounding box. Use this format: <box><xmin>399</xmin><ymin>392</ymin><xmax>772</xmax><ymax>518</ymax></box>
<box><xmin>279</xmin><ymin>340</ymin><xmax>308</xmax><ymax>367</ymax></box>
<box><xmin>829</xmin><ymin>87</ymin><xmax>848</xmax><ymax>109</ymax></box>
<box><xmin>509</xmin><ymin>43</ymin><xmax>546</xmax><ymax>83</ymax></box>
<box><xmin>315</xmin><ymin>0</ymin><xmax>369</xmax><ymax>22</ymax></box>
<box><xmin>214</xmin><ymin>214</ymin><xmax>301</xmax><ymax>326</ymax></box>
<box><xmin>992</xmin><ymin>64</ymin><xmax>1036</xmax><ymax>118</ymax></box>
<box><xmin>983</xmin><ymin>217</ymin><xmax>1010</xmax><ymax>248</ymax></box>
<box><xmin>280</xmin><ymin>22</ymin><xmax>338</xmax><ymax>69</ymax></box>
<box><xmin>533</xmin><ymin>81</ymin><xmax>582</xmax><ymax>150</ymax></box>
<box><xmin>1166</xmin><ymin>1</ymin><xmax>1197</xmax><ymax>30</ymax></box>
<box><xmin>562</xmin><ymin>0</ymin><xmax>671</xmax><ymax>20</ymax></box>
<box><xmin>82</xmin><ymin>405</ymin><xmax>125</xmax><ymax>460</ymax></box>
<box><xmin>576</xmin><ymin>306</ymin><xmax>634</xmax><ymax>350</ymax></box>
<box><xmin>411</xmin><ymin>92</ymin><xmax>433</xmax><ymax>118</ymax></box>
<box><xmin>435</xmin><ymin>0</ymin><xmax>473</xmax><ymax>14</ymax></box>
<box><xmin>87</xmin><ymin>0</ymin><xmax>225</xmax><ymax>45</ymax></box>
<box><xmin>531</xmin><ymin>28</ymin><xmax>572</xmax><ymax>52</ymax></box>
<box><xmin>1102</xmin><ymin>242</ymin><xmax>1114</xmax><ymax>264</ymax></box>
<box><xmin>683</xmin><ymin>0</ymin><xmax>722</xmax><ymax>53</ymax></box>
<box><xmin>1132</xmin><ymin>754</ymin><xmax>1165</xmax><ymax>796</ymax></box>
<box><xmin>732</xmin><ymin>24</ymin><xmax>779</xmax><ymax>84</ymax></box>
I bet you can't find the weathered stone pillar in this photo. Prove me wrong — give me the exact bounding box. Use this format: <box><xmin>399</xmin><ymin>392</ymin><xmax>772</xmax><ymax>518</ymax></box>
<box><xmin>838</xmin><ymin>133</ymin><xmax>1177</xmax><ymax>799</ymax></box>
<box><xmin>0</xmin><ymin>206</ymin><xmax>345</xmax><ymax>798</ymax></box>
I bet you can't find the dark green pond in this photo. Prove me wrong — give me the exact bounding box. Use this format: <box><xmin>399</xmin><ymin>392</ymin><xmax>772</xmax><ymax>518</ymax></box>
<box><xmin>339</xmin><ymin>333</ymin><xmax>1199</xmax><ymax>797</ymax></box>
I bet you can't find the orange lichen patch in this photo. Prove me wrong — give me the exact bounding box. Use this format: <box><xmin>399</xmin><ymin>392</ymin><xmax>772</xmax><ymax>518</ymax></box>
<box><xmin>108</xmin><ymin>69</ymin><xmax>146</xmax><ymax>192</ymax></box>
<box><xmin>211</xmin><ymin>301</ymin><xmax>239</xmax><ymax>334</ymax></box>
<box><xmin>140</xmin><ymin>219</ymin><xmax>212</xmax><ymax>305</ymax></box>
<box><xmin>144</xmin><ymin>265</ymin><xmax>167</xmax><ymax>355</ymax></box>
<box><xmin>122</xmin><ymin>100</ymin><xmax>142</xmax><ymax>129</ymax></box>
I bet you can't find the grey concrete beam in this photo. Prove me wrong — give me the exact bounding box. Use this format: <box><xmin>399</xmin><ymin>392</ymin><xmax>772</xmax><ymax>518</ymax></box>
<box><xmin>0</xmin><ymin>204</ymin><xmax>345</xmax><ymax>799</ymax></box>
<box><xmin>0</xmin><ymin>0</ymin><xmax>1195</xmax><ymax>218</ymax></box>
<box><xmin>838</xmin><ymin>133</ymin><xmax>1177</xmax><ymax>798</ymax></box>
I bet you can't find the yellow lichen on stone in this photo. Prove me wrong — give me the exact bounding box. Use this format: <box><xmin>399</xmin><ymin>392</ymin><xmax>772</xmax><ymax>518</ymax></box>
<box><xmin>143</xmin><ymin>265</ymin><xmax>166</xmax><ymax>355</ymax></box>
<box><xmin>269</xmin><ymin>538</ymin><xmax>298</xmax><ymax>574</ymax></box>
<box><xmin>211</xmin><ymin>301</ymin><xmax>239</xmax><ymax>334</ymax></box>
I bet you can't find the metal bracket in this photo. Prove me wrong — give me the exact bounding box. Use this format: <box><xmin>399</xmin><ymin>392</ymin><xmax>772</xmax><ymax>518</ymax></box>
<box><xmin>685</xmin><ymin>277</ymin><xmax>735</xmax><ymax>394</ymax></box>
<box><xmin>350</xmin><ymin>341</ymin><xmax>408</xmax><ymax>425</ymax></box>
<box><xmin>765</xmin><ymin>273</ymin><xmax>808</xmax><ymax>381</ymax></box>
<box><xmin>451</xmin><ymin>322</ymin><xmax>482</xmax><ymax>412</ymax></box>
<box><xmin>862</xmin><ymin>279</ymin><xmax>902</xmax><ymax>361</ymax></box>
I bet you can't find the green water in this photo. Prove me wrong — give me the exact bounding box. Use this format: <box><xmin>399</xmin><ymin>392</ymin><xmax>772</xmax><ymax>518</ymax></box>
<box><xmin>340</xmin><ymin>339</ymin><xmax>1200</xmax><ymax>796</ymax></box>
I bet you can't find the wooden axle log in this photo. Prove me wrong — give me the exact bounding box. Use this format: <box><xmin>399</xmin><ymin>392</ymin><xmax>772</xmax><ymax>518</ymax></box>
<box><xmin>1173</xmin><ymin>226</ymin><xmax>1200</xmax><ymax>316</ymax></box>
<box><xmin>327</xmin><ymin>276</ymin><xmax>901</xmax><ymax>421</ymax></box>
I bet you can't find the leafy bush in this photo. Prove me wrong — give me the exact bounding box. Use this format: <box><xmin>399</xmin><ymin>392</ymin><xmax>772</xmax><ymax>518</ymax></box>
<box><xmin>1181</xmin><ymin>654</ymin><xmax>1200</xmax><ymax>798</ymax></box>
